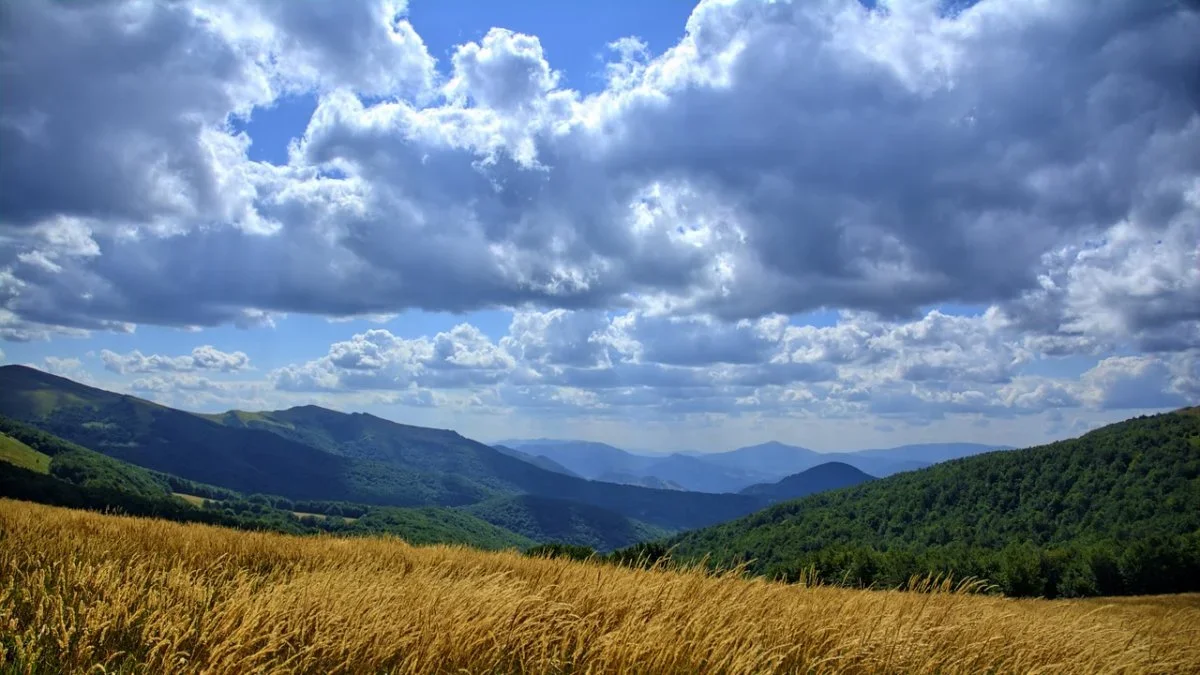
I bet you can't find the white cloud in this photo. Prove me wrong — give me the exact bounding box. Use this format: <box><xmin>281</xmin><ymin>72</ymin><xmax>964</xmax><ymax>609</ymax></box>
<box><xmin>1079</xmin><ymin>354</ymin><xmax>1196</xmax><ymax>410</ymax></box>
<box><xmin>273</xmin><ymin>324</ymin><xmax>516</xmax><ymax>392</ymax></box>
<box><xmin>100</xmin><ymin>345</ymin><xmax>251</xmax><ymax>374</ymax></box>
<box><xmin>38</xmin><ymin>356</ymin><xmax>91</xmax><ymax>382</ymax></box>
<box><xmin>444</xmin><ymin>28</ymin><xmax>559</xmax><ymax>113</ymax></box>
<box><xmin>130</xmin><ymin>373</ymin><xmax>218</xmax><ymax>394</ymax></box>
<box><xmin>263</xmin><ymin>308</ymin><xmax>1197</xmax><ymax>427</ymax></box>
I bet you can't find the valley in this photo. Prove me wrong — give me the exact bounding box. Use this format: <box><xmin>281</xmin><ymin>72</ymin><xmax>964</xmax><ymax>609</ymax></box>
<box><xmin>1</xmin><ymin>368</ymin><xmax>1199</xmax><ymax>672</ymax></box>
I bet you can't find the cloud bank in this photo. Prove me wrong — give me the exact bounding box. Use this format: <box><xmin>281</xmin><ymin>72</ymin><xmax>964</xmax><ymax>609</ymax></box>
<box><xmin>1</xmin><ymin>0</ymin><xmax>1197</xmax><ymax>439</ymax></box>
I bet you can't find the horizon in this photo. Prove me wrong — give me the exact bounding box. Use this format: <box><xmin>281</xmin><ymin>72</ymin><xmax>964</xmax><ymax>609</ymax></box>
<box><xmin>1</xmin><ymin>0</ymin><xmax>1197</xmax><ymax>453</ymax></box>
<box><xmin>0</xmin><ymin>362</ymin><xmax>1033</xmax><ymax>455</ymax></box>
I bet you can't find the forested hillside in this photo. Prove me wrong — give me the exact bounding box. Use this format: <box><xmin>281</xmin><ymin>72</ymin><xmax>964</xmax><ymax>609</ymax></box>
<box><xmin>0</xmin><ymin>415</ymin><xmax>533</xmax><ymax>549</ymax></box>
<box><xmin>670</xmin><ymin>409</ymin><xmax>1200</xmax><ymax>597</ymax></box>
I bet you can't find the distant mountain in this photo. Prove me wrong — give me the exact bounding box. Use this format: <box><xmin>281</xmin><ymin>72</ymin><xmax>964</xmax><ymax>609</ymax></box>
<box><xmin>668</xmin><ymin>408</ymin><xmax>1200</xmax><ymax>598</ymax></box>
<box><xmin>491</xmin><ymin>445</ymin><xmax>580</xmax><ymax>478</ymax></box>
<box><xmin>698</xmin><ymin>441</ymin><xmax>823</xmax><ymax>477</ymax></box>
<box><xmin>497</xmin><ymin>439</ymin><xmax>656</xmax><ymax>479</ymax></box>
<box><xmin>710</xmin><ymin>442</ymin><xmax>938</xmax><ymax>479</ymax></box>
<box><xmin>851</xmin><ymin>442</ymin><xmax>1011</xmax><ymax>464</ymax></box>
<box><xmin>502</xmin><ymin>439</ymin><xmax>767</xmax><ymax>493</ymax></box>
<box><xmin>499</xmin><ymin>437</ymin><xmax>999</xmax><ymax>492</ymax></box>
<box><xmin>639</xmin><ymin>454</ymin><xmax>764</xmax><ymax>493</ymax></box>
<box><xmin>739</xmin><ymin>462</ymin><xmax>875</xmax><ymax>502</ymax></box>
<box><xmin>0</xmin><ymin>366</ymin><xmax>764</xmax><ymax>533</ymax></box>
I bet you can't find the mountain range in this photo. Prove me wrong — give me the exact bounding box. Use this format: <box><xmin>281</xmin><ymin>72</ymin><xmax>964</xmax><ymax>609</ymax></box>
<box><xmin>0</xmin><ymin>365</ymin><xmax>1013</xmax><ymax>550</ymax></box>
<box><xmin>0</xmin><ymin>365</ymin><xmax>763</xmax><ymax>548</ymax></box>
<box><xmin>494</xmin><ymin>438</ymin><xmax>1008</xmax><ymax>493</ymax></box>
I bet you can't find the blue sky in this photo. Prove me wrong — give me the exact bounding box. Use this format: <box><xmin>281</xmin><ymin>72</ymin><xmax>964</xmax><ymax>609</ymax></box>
<box><xmin>1</xmin><ymin>0</ymin><xmax>1197</xmax><ymax>452</ymax></box>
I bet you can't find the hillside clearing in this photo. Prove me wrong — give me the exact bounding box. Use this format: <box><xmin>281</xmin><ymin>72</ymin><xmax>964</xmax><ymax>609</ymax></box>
<box><xmin>0</xmin><ymin>434</ymin><xmax>50</xmax><ymax>474</ymax></box>
<box><xmin>2</xmin><ymin>499</ymin><xmax>1198</xmax><ymax>674</ymax></box>
<box><xmin>172</xmin><ymin>492</ymin><xmax>361</xmax><ymax>523</ymax></box>
<box><xmin>173</xmin><ymin>491</ymin><xmax>208</xmax><ymax>506</ymax></box>
<box><xmin>292</xmin><ymin>510</ymin><xmax>359</xmax><ymax>523</ymax></box>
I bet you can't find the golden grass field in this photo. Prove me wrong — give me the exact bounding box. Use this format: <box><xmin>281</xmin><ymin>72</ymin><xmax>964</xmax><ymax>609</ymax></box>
<box><xmin>2</xmin><ymin>499</ymin><xmax>1198</xmax><ymax>674</ymax></box>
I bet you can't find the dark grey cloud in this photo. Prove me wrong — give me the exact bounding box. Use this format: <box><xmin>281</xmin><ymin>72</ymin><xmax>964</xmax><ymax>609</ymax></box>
<box><xmin>0</xmin><ymin>1</ymin><xmax>256</xmax><ymax>226</ymax></box>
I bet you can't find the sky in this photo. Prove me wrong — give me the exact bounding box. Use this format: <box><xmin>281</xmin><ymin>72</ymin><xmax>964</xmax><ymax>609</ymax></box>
<box><xmin>0</xmin><ymin>0</ymin><xmax>1197</xmax><ymax>453</ymax></box>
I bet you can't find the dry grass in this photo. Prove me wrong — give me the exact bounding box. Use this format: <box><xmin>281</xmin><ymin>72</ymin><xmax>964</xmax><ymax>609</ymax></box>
<box><xmin>172</xmin><ymin>491</ymin><xmax>208</xmax><ymax>506</ymax></box>
<box><xmin>1</xmin><ymin>499</ymin><xmax>1198</xmax><ymax>674</ymax></box>
<box><xmin>291</xmin><ymin>511</ymin><xmax>359</xmax><ymax>523</ymax></box>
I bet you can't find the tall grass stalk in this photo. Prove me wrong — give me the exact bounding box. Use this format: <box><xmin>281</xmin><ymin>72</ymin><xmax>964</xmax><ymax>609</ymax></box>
<box><xmin>2</xmin><ymin>499</ymin><xmax>1198</xmax><ymax>674</ymax></box>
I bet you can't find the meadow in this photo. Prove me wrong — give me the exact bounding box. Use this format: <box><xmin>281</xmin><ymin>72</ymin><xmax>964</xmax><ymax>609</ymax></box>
<box><xmin>2</xmin><ymin>499</ymin><xmax>1198</xmax><ymax>674</ymax></box>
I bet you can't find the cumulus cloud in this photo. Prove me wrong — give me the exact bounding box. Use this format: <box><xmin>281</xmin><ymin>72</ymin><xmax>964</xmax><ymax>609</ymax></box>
<box><xmin>1079</xmin><ymin>354</ymin><xmax>1196</xmax><ymax>410</ymax></box>
<box><xmin>0</xmin><ymin>0</ymin><xmax>1194</xmax><ymax>346</ymax></box>
<box><xmin>130</xmin><ymin>373</ymin><xmax>219</xmax><ymax>394</ymax></box>
<box><xmin>273</xmin><ymin>324</ymin><xmax>516</xmax><ymax>392</ymax></box>
<box><xmin>100</xmin><ymin>345</ymin><xmax>251</xmax><ymax>374</ymax></box>
<box><xmin>265</xmin><ymin>308</ymin><xmax>1198</xmax><ymax>424</ymax></box>
<box><xmin>36</xmin><ymin>356</ymin><xmax>91</xmax><ymax>382</ymax></box>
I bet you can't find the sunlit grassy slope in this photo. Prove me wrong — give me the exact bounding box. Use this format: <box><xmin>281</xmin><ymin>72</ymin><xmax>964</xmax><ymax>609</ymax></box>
<box><xmin>2</xmin><ymin>500</ymin><xmax>1198</xmax><ymax>674</ymax></box>
<box><xmin>0</xmin><ymin>433</ymin><xmax>49</xmax><ymax>473</ymax></box>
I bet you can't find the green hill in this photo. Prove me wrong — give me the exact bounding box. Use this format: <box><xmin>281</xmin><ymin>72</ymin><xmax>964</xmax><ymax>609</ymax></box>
<box><xmin>668</xmin><ymin>408</ymin><xmax>1200</xmax><ymax>598</ymax></box>
<box><xmin>0</xmin><ymin>365</ymin><xmax>469</xmax><ymax>505</ymax></box>
<box><xmin>0</xmin><ymin>416</ymin><xmax>531</xmax><ymax>550</ymax></box>
<box><xmin>0</xmin><ymin>415</ymin><xmax>173</xmax><ymax>497</ymax></box>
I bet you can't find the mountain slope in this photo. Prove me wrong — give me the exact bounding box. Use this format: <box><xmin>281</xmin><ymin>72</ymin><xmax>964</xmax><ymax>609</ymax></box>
<box><xmin>0</xmin><ymin>365</ymin><xmax>478</xmax><ymax>505</ymax></box>
<box><xmin>638</xmin><ymin>453</ymin><xmax>762</xmax><ymax>493</ymax></box>
<box><xmin>492</xmin><ymin>445</ymin><xmax>580</xmax><ymax>477</ymax></box>
<box><xmin>739</xmin><ymin>462</ymin><xmax>875</xmax><ymax>502</ymax></box>
<box><xmin>213</xmin><ymin>404</ymin><xmax>765</xmax><ymax>530</ymax></box>
<box><xmin>669</xmin><ymin>409</ymin><xmax>1200</xmax><ymax>597</ymax></box>
<box><xmin>0</xmin><ymin>367</ymin><xmax>763</xmax><ymax>532</ymax></box>
<box><xmin>852</xmin><ymin>442</ymin><xmax>1011</xmax><ymax>464</ymax></box>
<box><xmin>497</xmin><ymin>439</ymin><xmax>654</xmax><ymax>479</ymax></box>
<box><xmin>0</xmin><ymin>415</ymin><xmax>534</xmax><ymax>550</ymax></box>
<box><xmin>0</xmin><ymin>432</ymin><xmax>50</xmax><ymax>473</ymax></box>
